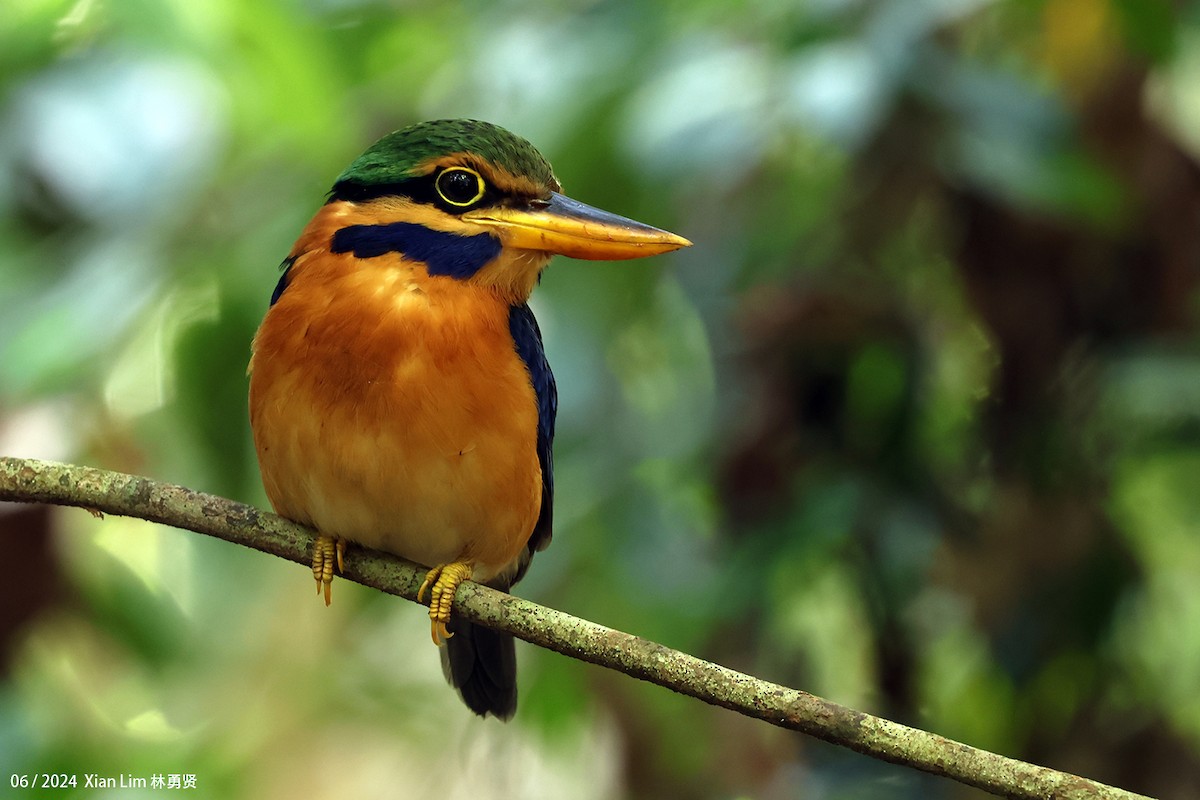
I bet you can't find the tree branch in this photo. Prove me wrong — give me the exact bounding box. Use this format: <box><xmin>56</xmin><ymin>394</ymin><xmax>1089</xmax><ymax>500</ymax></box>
<box><xmin>0</xmin><ymin>456</ymin><xmax>1153</xmax><ymax>800</ymax></box>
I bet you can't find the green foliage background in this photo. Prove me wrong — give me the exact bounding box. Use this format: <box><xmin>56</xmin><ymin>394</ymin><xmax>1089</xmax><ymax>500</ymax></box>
<box><xmin>2</xmin><ymin>0</ymin><xmax>1199</xmax><ymax>797</ymax></box>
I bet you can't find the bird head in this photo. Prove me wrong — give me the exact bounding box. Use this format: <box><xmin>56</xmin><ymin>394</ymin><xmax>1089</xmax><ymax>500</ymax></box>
<box><xmin>324</xmin><ymin>119</ymin><xmax>691</xmax><ymax>301</ymax></box>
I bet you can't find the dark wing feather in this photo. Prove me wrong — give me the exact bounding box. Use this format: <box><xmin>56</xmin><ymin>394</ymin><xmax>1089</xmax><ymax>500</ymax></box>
<box><xmin>269</xmin><ymin>256</ymin><xmax>296</xmax><ymax>307</ymax></box>
<box><xmin>507</xmin><ymin>301</ymin><xmax>557</xmax><ymax>574</ymax></box>
<box><xmin>441</xmin><ymin>301</ymin><xmax>556</xmax><ymax>719</ymax></box>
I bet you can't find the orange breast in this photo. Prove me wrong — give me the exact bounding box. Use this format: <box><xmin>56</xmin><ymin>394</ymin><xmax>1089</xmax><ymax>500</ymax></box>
<box><xmin>248</xmin><ymin>212</ymin><xmax>542</xmax><ymax>581</ymax></box>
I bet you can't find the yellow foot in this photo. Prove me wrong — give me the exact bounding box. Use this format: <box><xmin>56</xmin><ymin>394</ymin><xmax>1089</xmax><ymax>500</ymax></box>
<box><xmin>312</xmin><ymin>535</ymin><xmax>346</xmax><ymax>606</ymax></box>
<box><xmin>417</xmin><ymin>561</ymin><xmax>474</xmax><ymax>646</ymax></box>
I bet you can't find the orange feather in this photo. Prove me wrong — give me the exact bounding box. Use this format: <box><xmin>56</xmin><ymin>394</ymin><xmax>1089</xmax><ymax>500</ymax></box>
<box><xmin>248</xmin><ymin>202</ymin><xmax>542</xmax><ymax>582</ymax></box>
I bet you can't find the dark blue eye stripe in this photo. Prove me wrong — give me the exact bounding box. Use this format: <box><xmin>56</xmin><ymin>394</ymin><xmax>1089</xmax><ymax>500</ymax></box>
<box><xmin>330</xmin><ymin>222</ymin><xmax>502</xmax><ymax>279</ymax></box>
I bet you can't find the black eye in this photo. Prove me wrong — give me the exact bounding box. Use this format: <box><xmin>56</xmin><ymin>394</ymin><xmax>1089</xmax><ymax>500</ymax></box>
<box><xmin>435</xmin><ymin>167</ymin><xmax>486</xmax><ymax>208</ymax></box>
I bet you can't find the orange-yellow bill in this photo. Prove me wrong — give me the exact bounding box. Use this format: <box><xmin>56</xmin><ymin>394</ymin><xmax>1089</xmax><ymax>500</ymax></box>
<box><xmin>464</xmin><ymin>192</ymin><xmax>691</xmax><ymax>260</ymax></box>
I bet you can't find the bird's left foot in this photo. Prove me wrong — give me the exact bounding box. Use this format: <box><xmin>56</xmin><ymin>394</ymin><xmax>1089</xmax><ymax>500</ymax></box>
<box><xmin>417</xmin><ymin>561</ymin><xmax>474</xmax><ymax>645</ymax></box>
<box><xmin>312</xmin><ymin>535</ymin><xmax>346</xmax><ymax>606</ymax></box>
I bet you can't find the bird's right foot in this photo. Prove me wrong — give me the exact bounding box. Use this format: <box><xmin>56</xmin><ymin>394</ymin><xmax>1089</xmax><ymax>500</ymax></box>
<box><xmin>312</xmin><ymin>535</ymin><xmax>345</xmax><ymax>606</ymax></box>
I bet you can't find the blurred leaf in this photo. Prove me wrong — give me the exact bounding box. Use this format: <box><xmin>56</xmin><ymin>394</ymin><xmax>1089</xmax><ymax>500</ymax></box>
<box><xmin>1111</xmin><ymin>0</ymin><xmax>1177</xmax><ymax>63</ymax></box>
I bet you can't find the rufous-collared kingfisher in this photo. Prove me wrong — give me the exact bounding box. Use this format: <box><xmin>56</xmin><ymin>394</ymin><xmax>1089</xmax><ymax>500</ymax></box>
<box><xmin>248</xmin><ymin>119</ymin><xmax>690</xmax><ymax>718</ymax></box>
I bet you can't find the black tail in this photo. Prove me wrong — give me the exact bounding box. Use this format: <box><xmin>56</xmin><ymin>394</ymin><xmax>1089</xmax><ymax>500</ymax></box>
<box><xmin>442</xmin><ymin>616</ymin><xmax>517</xmax><ymax>719</ymax></box>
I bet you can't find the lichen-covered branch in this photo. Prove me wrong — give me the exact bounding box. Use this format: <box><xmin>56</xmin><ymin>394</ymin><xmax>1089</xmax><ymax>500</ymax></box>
<box><xmin>0</xmin><ymin>456</ymin><xmax>1153</xmax><ymax>800</ymax></box>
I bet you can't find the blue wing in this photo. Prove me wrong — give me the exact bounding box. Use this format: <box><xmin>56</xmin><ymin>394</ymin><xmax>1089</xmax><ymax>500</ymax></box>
<box><xmin>440</xmin><ymin>302</ymin><xmax>553</xmax><ymax>720</ymax></box>
<box><xmin>269</xmin><ymin>256</ymin><xmax>296</xmax><ymax>306</ymax></box>
<box><xmin>508</xmin><ymin>302</ymin><xmax>557</xmax><ymax>572</ymax></box>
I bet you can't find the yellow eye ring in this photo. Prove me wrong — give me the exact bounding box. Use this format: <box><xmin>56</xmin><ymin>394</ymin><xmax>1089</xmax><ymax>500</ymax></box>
<box><xmin>435</xmin><ymin>166</ymin><xmax>486</xmax><ymax>207</ymax></box>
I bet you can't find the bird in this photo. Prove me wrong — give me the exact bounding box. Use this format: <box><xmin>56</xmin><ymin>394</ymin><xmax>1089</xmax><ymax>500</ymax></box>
<box><xmin>247</xmin><ymin>119</ymin><xmax>690</xmax><ymax>718</ymax></box>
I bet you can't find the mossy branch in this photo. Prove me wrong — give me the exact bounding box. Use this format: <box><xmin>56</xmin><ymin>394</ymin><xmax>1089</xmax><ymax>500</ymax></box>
<box><xmin>0</xmin><ymin>456</ymin><xmax>1154</xmax><ymax>800</ymax></box>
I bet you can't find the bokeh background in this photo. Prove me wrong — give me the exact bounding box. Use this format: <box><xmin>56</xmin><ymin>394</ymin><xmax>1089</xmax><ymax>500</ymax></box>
<box><xmin>2</xmin><ymin>0</ymin><xmax>1198</xmax><ymax>797</ymax></box>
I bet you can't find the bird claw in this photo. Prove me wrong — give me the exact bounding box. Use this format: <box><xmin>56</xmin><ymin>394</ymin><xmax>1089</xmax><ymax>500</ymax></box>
<box><xmin>418</xmin><ymin>562</ymin><xmax>473</xmax><ymax>646</ymax></box>
<box><xmin>312</xmin><ymin>536</ymin><xmax>345</xmax><ymax>606</ymax></box>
